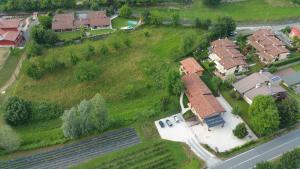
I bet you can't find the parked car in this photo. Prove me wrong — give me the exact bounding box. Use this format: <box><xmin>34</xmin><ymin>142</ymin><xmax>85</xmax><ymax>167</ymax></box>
<box><xmin>173</xmin><ymin>116</ymin><xmax>180</xmax><ymax>123</ymax></box>
<box><xmin>166</xmin><ymin>119</ymin><xmax>173</xmax><ymax>127</ymax></box>
<box><xmin>158</xmin><ymin>121</ymin><xmax>165</xmax><ymax>128</ymax></box>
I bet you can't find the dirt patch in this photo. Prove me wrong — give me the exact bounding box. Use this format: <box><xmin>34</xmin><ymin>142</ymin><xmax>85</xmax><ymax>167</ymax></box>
<box><xmin>0</xmin><ymin>48</ymin><xmax>9</xmax><ymax>70</ymax></box>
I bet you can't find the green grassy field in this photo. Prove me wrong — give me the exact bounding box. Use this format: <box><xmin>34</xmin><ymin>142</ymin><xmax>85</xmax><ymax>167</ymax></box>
<box><xmin>0</xmin><ymin>26</ymin><xmax>206</xmax><ymax>155</ymax></box>
<box><xmin>112</xmin><ymin>18</ymin><xmax>135</xmax><ymax>29</ymax></box>
<box><xmin>134</xmin><ymin>0</ymin><xmax>300</xmax><ymax>22</ymax></box>
<box><xmin>0</xmin><ymin>49</ymin><xmax>22</xmax><ymax>87</ymax></box>
<box><xmin>56</xmin><ymin>29</ymin><xmax>114</xmax><ymax>41</ymax></box>
<box><xmin>292</xmin><ymin>64</ymin><xmax>300</xmax><ymax>71</ymax></box>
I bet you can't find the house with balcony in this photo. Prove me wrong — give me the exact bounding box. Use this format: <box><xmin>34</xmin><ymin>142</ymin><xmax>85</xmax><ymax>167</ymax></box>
<box><xmin>248</xmin><ymin>29</ymin><xmax>290</xmax><ymax>65</ymax></box>
<box><xmin>209</xmin><ymin>39</ymin><xmax>248</xmax><ymax>78</ymax></box>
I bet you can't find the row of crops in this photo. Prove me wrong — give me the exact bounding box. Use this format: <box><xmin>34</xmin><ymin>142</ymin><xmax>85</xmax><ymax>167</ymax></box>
<box><xmin>0</xmin><ymin>128</ymin><xmax>140</xmax><ymax>169</ymax></box>
<box><xmin>85</xmin><ymin>142</ymin><xmax>179</xmax><ymax>169</ymax></box>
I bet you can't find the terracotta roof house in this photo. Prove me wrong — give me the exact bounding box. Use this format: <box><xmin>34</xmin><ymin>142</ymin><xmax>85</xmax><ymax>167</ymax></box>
<box><xmin>209</xmin><ymin>39</ymin><xmax>248</xmax><ymax>78</ymax></box>
<box><xmin>248</xmin><ymin>29</ymin><xmax>290</xmax><ymax>65</ymax></box>
<box><xmin>233</xmin><ymin>71</ymin><xmax>286</xmax><ymax>104</ymax></box>
<box><xmin>290</xmin><ymin>25</ymin><xmax>300</xmax><ymax>38</ymax></box>
<box><xmin>52</xmin><ymin>11</ymin><xmax>111</xmax><ymax>32</ymax></box>
<box><xmin>180</xmin><ymin>57</ymin><xmax>204</xmax><ymax>76</ymax></box>
<box><xmin>182</xmin><ymin>74</ymin><xmax>226</xmax><ymax>129</ymax></box>
<box><xmin>0</xmin><ymin>19</ymin><xmax>24</xmax><ymax>47</ymax></box>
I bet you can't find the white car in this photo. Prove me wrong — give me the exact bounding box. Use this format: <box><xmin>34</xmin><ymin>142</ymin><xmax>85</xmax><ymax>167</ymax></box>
<box><xmin>173</xmin><ymin>116</ymin><xmax>180</xmax><ymax>123</ymax></box>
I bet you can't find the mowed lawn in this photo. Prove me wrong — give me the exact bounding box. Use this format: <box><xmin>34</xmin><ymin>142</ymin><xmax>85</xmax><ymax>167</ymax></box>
<box><xmin>292</xmin><ymin>64</ymin><xmax>300</xmax><ymax>72</ymax></box>
<box><xmin>2</xmin><ymin>26</ymin><xmax>205</xmax><ymax>153</ymax></box>
<box><xmin>135</xmin><ymin>0</ymin><xmax>300</xmax><ymax>22</ymax></box>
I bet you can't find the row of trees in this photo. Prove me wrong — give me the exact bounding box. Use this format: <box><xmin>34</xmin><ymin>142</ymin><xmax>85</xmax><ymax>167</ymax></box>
<box><xmin>248</xmin><ymin>95</ymin><xmax>299</xmax><ymax>136</ymax></box>
<box><xmin>255</xmin><ymin>148</ymin><xmax>300</xmax><ymax>169</ymax></box>
<box><xmin>2</xmin><ymin>0</ymin><xmax>76</xmax><ymax>11</ymax></box>
<box><xmin>4</xmin><ymin>96</ymin><xmax>64</xmax><ymax>126</ymax></box>
<box><xmin>62</xmin><ymin>94</ymin><xmax>110</xmax><ymax>139</ymax></box>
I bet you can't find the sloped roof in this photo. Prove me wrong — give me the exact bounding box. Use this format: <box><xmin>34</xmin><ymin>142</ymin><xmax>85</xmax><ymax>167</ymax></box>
<box><xmin>52</xmin><ymin>13</ymin><xmax>75</xmax><ymax>30</ymax></box>
<box><xmin>211</xmin><ymin>39</ymin><xmax>247</xmax><ymax>70</ymax></box>
<box><xmin>248</xmin><ymin>29</ymin><xmax>289</xmax><ymax>62</ymax></box>
<box><xmin>182</xmin><ymin>74</ymin><xmax>225</xmax><ymax>119</ymax></box>
<box><xmin>0</xmin><ymin>19</ymin><xmax>22</xmax><ymax>29</ymax></box>
<box><xmin>87</xmin><ymin>11</ymin><xmax>110</xmax><ymax>27</ymax></box>
<box><xmin>0</xmin><ymin>28</ymin><xmax>21</xmax><ymax>41</ymax></box>
<box><xmin>180</xmin><ymin>57</ymin><xmax>204</xmax><ymax>75</ymax></box>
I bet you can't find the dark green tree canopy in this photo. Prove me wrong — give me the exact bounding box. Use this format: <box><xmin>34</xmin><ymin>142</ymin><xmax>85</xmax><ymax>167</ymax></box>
<box><xmin>248</xmin><ymin>95</ymin><xmax>280</xmax><ymax>136</ymax></box>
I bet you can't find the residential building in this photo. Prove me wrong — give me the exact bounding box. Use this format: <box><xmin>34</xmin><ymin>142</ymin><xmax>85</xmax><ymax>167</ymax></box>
<box><xmin>289</xmin><ymin>25</ymin><xmax>300</xmax><ymax>38</ymax></box>
<box><xmin>209</xmin><ymin>39</ymin><xmax>248</xmax><ymax>78</ymax></box>
<box><xmin>233</xmin><ymin>71</ymin><xmax>286</xmax><ymax>104</ymax></box>
<box><xmin>248</xmin><ymin>29</ymin><xmax>290</xmax><ymax>64</ymax></box>
<box><xmin>180</xmin><ymin>57</ymin><xmax>204</xmax><ymax>76</ymax></box>
<box><xmin>182</xmin><ymin>74</ymin><xmax>226</xmax><ymax>129</ymax></box>
<box><xmin>181</xmin><ymin>57</ymin><xmax>226</xmax><ymax>129</ymax></box>
<box><xmin>52</xmin><ymin>11</ymin><xmax>111</xmax><ymax>32</ymax></box>
<box><xmin>0</xmin><ymin>18</ymin><xmax>24</xmax><ymax>47</ymax></box>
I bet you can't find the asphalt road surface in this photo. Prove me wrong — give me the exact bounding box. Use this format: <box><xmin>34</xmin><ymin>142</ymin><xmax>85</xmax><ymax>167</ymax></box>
<box><xmin>0</xmin><ymin>128</ymin><xmax>140</xmax><ymax>169</ymax></box>
<box><xmin>211</xmin><ymin>128</ymin><xmax>300</xmax><ymax>169</ymax></box>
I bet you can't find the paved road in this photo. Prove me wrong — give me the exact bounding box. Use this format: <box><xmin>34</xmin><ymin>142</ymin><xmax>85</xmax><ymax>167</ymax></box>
<box><xmin>211</xmin><ymin>128</ymin><xmax>300</xmax><ymax>169</ymax></box>
<box><xmin>0</xmin><ymin>128</ymin><xmax>141</xmax><ymax>169</ymax></box>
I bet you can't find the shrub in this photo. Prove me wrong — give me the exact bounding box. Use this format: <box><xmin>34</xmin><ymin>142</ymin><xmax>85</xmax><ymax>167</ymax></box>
<box><xmin>25</xmin><ymin>61</ymin><xmax>44</xmax><ymax>80</ymax></box>
<box><xmin>99</xmin><ymin>44</ymin><xmax>109</xmax><ymax>56</ymax></box>
<box><xmin>0</xmin><ymin>125</ymin><xmax>21</xmax><ymax>152</ymax></box>
<box><xmin>119</xmin><ymin>4</ymin><xmax>132</xmax><ymax>18</ymax></box>
<box><xmin>43</xmin><ymin>57</ymin><xmax>65</xmax><ymax>73</ymax></box>
<box><xmin>232</xmin><ymin>105</ymin><xmax>241</xmax><ymax>116</ymax></box>
<box><xmin>26</xmin><ymin>41</ymin><xmax>42</xmax><ymax>57</ymax></box>
<box><xmin>233</xmin><ymin>123</ymin><xmax>248</xmax><ymax>139</ymax></box>
<box><xmin>74</xmin><ymin>61</ymin><xmax>99</xmax><ymax>82</ymax></box>
<box><xmin>69</xmin><ymin>52</ymin><xmax>79</xmax><ymax>65</ymax></box>
<box><xmin>62</xmin><ymin>94</ymin><xmax>109</xmax><ymax>139</ymax></box>
<box><xmin>268</xmin><ymin>65</ymin><xmax>277</xmax><ymax>73</ymax></box>
<box><xmin>271</xmin><ymin>56</ymin><xmax>300</xmax><ymax>67</ymax></box>
<box><xmin>4</xmin><ymin>96</ymin><xmax>32</xmax><ymax>126</ymax></box>
<box><xmin>32</xmin><ymin>102</ymin><xmax>64</xmax><ymax>121</ymax></box>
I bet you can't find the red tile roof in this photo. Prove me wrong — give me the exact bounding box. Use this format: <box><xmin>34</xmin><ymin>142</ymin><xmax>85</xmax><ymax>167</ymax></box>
<box><xmin>211</xmin><ymin>39</ymin><xmax>247</xmax><ymax>69</ymax></box>
<box><xmin>52</xmin><ymin>11</ymin><xmax>111</xmax><ymax>31</ymax></box>
<box><xmin>87</xmin><ymin>11</ymin><xmax>110</xmax><ymax>27</ymax></box>
<box><xmin>290</xmin><ymin>26</ymin><xmax>300</xmax><ymax>38</ymax></box>
<box><xmin>180</xmin><ymin>57</ymin><xmax>204</xmax><ymax>75</ymax></box>
<box><xmin>182</xmin><ymin>74</ymin><xmax>225</xmax><ymax>119</ymax></box>
<box><xmin>0</xmin><ymin>28</ymin><xmax>22</xmax><ymax>41</ymax></box>
<box><xmin>248</xmin><ymin>29</ymin><xmax>289</xmax><ymax>63</ymax></box>
<box><xmin>52</xmin><ymin>13</ymin><xmax>75</xmax><ymax>30</ymax></box>
<box><xmin>0</xmin><ymin>19</ymin><xmax>22</xmax><ymax>29</ymax></box>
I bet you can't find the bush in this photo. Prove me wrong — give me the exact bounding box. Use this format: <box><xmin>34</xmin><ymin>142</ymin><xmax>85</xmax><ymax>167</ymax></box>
<box><xmin>268</xmin><ymin>65</ymin><xmax>277</xmax><ymax>73</ymax></box>
<box><xmin>24</xmin><ymin>61</ymin><xmax>44</xmax><ymax>80</ymax></box>
<box><xmin>0</xmin><ymin>125</ymin><xmax>21</xmax><ymax>152</ymax></box>
<box><xmin>119</xmin><ymin>4</ymin><xmax>132</xmax><ymax>18</ymax></box>
<box><xmin>233</xmin><ymin>123</ymin><xmax>248</xmax><ymax>139</ymax></box>
<box><xmin>271</xmin><ymin>56</ymin><xmax>300</xmax><ymax>67</ymax></box>
<box><xmin>62</xmin><ymin>94</ymin><xmax>109</xmax><ymax>139</ymax></box>
<box><xmin>4</xmin><ymin>96</ymin><xmax>32</xmax><ymax>126</ymax></box>
<box><xmin>74</xmin><ymin>61</ymin><xmax>99</xmax><ymax>82</ymax></box>
<box><xmin>26</xmin><ymin>41</ymin><xmax>43</xmax><ymax>57</ymax></box>
<box><xmin>32</xmin><ymin>102</ymin><xmax>64</xmax><ymax>121</ymax></box>
<box><xmin>232</xmin><ymin>105</ymin><xmax>241</xmax><ymax>115</ymax></box>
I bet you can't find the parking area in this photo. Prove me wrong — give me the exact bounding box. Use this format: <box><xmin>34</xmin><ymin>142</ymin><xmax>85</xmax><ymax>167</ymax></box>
<box><xmin>155</xmin><ymin>96</ymin><xmax>257</xmax><ymax>154</ymax></box>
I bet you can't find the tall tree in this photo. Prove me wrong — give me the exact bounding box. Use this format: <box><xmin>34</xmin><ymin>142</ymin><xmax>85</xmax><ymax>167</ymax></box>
<box><xmin>248</xmin><ymin>95</ymin><xmax>280</xmax><ymax>136</ymax></box>
<box><xmin>277</xmin><ymin>97</ymin><xmax>300</xmax><ymax>127</ymax></box>
<box><xmin>38</xmin><ymin>15</ymin><xmax>52</xmax><ymax>29</ymax></box>
<box><xmin>119</xmin><ymin>4</ymin><xmax>132</xmax><ymax>18</ymax></box>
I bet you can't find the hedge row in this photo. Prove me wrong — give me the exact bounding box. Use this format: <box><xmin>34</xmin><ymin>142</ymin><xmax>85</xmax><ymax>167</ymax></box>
<box><xmin>270</xmin><ymin>56</ymin><xmax>300</xmax><ymax>67</ymax></box>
